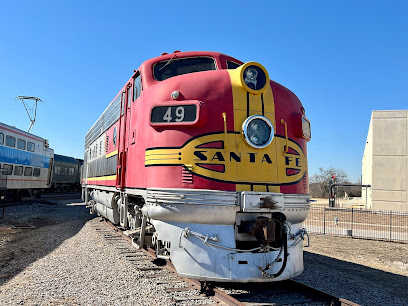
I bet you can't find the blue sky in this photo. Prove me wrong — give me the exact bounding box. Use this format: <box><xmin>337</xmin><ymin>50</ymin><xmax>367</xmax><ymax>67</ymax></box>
<box><xmin>1</xmin><ymin>1</ymin><xmax>407</xmax><ymax>182</ymax></box>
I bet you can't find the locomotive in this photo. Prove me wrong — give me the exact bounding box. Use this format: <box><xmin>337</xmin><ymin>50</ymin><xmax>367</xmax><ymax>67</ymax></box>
<box><xmin>82</xmin><ymin>51</ymin><xmax>311</xmax><ymax>282</ymax></box>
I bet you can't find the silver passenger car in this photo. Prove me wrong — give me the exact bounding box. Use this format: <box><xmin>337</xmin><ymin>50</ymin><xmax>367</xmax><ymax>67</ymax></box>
<box><xmin>0</xmin><ymin>122</ymin><xmax>54</xmax><ymax>198</ymax></box>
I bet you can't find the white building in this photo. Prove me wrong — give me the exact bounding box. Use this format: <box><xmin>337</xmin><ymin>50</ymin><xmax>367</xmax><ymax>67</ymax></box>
<box><xmin>362</xmin><ymin>110</ymin><xmax>408</xmax><ymax>211</ymax></box>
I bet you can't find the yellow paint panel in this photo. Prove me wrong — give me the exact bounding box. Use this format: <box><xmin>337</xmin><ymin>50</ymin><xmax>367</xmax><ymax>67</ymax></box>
<box><xmin>87</xmin><ymin>175</ymin><xmax>117</xmax><ymax>181</ymax></box>
<box><xmin>145</xmin><ymin>132</ymin><xmax>306</xmax><ymax>185</ymax></box>
<box><xmin>234</xmin><ymin>132</ymin><xmax>278</xmax><ymax>183</ymax></box>
<box><xmin>106</xmin><ymin>150</ymin><xmax>118</xmax><ymax>158</ymax></box>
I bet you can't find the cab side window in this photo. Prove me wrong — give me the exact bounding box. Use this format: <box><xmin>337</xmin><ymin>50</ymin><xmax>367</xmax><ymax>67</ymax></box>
<box><xmin>0</xmin><ymin>133</ymin><xmax>4</xmax><ymax>145</ymax></box>
<box><xmin>127</xmin><ymin>87</ymin><xmax>132</xmax><ymax>107</ymax></box>
<box><xmin>133</xmin><ymin>73</ymin><xmax>142</xmax><ymax>101</ymax></box>
<box><xmin>227</xmin><ymin>61</ymin><xmax>241</xmax><ymax>69</ymax></box>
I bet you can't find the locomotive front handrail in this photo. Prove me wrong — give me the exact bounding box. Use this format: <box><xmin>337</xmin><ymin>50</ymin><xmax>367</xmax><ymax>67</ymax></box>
<box><xmin>222</xmin><ymin>112</ymin><xmax>228</xmax><ymax>152</ymax></box>
<box><xmin>289</xmin><ymin>228</ymin><xmax>309</xmax><ymax>248</ymax></box>
<box><xmin>179</xmin><ymin>227</ymin><xmax>269</xmax><ymax>252</ymax></box>
<box><xmin>280</xmin><ymin>119</ymin><xmax>289</xmax><ymax>155</ymax></box>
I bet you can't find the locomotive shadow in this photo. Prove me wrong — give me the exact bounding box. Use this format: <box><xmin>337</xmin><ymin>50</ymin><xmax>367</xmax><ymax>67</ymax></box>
<box><xmin>0</xmin><ymin>198</ymin><xmax>93</xmax><ymax>286</ymax></box>
<box><xmin>299</xmin><ymin>251</ymin><xmax>408</xmax><ymax>303</ymax></box>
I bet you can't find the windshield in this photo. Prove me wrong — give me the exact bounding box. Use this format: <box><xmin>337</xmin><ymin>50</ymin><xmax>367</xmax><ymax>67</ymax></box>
<box><xmin>153</xmin><ymin>57</ymin><xmax>216</xmax><ymax>81</ymax></box>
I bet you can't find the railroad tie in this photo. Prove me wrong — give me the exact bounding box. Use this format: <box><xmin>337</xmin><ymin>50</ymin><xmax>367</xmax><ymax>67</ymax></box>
<box><xmin>164</xmin><ymin>286</ymin><xmax>193</xmax><ymax>293</ymax></box>
<box><xmin>172</xmin><ymin>295</ymin><xmax>208</xmax><ymax>302</ymax></box>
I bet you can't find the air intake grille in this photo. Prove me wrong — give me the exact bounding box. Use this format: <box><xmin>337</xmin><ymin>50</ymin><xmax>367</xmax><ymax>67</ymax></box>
<box><xmin>182</xmin><ymin>165</ymin><xmax>193</xmax><ymax>184</ymax></box>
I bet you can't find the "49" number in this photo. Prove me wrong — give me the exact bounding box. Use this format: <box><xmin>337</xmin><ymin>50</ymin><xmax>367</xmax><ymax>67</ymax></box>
<box><xmin>163</xmin><ymin>106</ymin><xmax>185</xmax><ymax>122</ymax></box>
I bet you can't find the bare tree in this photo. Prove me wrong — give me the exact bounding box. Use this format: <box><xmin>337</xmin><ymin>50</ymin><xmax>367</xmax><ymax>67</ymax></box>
<box><xmin>309</xmin><ymin>167</ymin><xmax>349</xmax><ymax>198</ymax></box>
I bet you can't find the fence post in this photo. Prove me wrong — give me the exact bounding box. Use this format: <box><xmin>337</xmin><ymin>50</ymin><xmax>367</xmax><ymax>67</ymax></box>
<box><xmin>323</xmin><ymin>207</ymin><xmax>326</xmax><ymax>235</ymax></box>
<box><xmin>351</xmin><ymin>208</ymin><xmax>354</xmax><ymax>237</ymax></box>
<box><xmin>389</xmin><ymin>211</ymin><xmax>392</xmax><ymax>241</ymax></box>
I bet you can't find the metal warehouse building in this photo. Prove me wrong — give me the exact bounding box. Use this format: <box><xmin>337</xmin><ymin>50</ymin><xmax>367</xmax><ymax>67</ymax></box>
<box><xmin>362</xmin><ymin>110</ymin><xmax>408</xmax><ymax>211</ymax></box>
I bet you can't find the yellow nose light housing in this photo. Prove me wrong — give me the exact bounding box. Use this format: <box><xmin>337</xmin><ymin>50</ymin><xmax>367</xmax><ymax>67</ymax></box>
<box><xmin>240</xmin><ymin>62</ymin><xmax>269</xmax><ymax>94</ymax></box>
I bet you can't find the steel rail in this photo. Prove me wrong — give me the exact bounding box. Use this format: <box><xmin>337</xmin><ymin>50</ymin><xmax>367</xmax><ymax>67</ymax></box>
<box><xmin>288</xmin><ymin>279</ymin><xmax>360</xmax><ymax>306</ymax></box>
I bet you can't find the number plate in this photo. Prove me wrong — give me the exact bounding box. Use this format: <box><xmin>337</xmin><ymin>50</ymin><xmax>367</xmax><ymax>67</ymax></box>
<box><xmin>151</xmin><ymin>105</ymin><xmax>197</xmax><ymax>124</ymax></box>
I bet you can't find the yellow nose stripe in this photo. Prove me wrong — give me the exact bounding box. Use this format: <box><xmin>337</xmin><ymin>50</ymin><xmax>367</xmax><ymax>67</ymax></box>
<box><xmin>227</xmin><ymin>66</ymin><xmax>279</xmax><ymax>192</ymax></box>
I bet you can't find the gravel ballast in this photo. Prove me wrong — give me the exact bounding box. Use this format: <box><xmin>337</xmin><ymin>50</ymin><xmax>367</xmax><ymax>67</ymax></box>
<box><xmin>1</xmin><ymin>199</ymin><xmax>407</xmax><ymax>305</ymax></box>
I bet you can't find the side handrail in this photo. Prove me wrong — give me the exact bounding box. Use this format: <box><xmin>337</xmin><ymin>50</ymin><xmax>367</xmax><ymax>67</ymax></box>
<box><xmin>222</xmin><ymin>112</ymin><xmax>228</xmax><ymax>152</ymax></box>
<box><xmin>280</xmin><ymin>119</ymin><xmax>288</xmax><ymax>155</ymax></box>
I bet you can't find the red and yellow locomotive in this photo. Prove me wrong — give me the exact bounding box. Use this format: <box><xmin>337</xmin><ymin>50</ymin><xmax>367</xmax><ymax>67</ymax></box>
<box><xmin>83</xmin><ymin>51</ymin><xmax>311</xmax><ymax>282</ymax></box>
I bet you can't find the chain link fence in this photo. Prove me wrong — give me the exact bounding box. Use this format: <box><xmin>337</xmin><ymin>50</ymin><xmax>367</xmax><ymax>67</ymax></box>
<box><xmin>304</xmin><ymin>206</ymin><xmax>408</xmax><ymax>243</ymax></box>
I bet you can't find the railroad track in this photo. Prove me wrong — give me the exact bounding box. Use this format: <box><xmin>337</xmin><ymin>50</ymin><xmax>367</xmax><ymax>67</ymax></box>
<box><xmin>40</xmin><ymin>192</ymin><xmax>82</xmax><ymax>199</ymax></box>
<box><xmin>0</xmin><ymin>192</ymin><xmax>81</xmax><ymax>206</ymax></box>
<box><xmin>94</xmin><ymin>217</ymin><xmax>360</xmax><ymax>306</ymax></box>
<box><xmin>1</xmin><ymin>193</ymin><xmax>81</xmax><ymax>218</ymax></box>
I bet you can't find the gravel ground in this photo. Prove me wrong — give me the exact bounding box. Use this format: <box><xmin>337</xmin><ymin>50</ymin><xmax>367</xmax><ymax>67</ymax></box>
<box><xmin>0</xmin><ymin>200</ymin><xmax>212</xmax><ymax>305</ymax></box>
<box><xmin>296</xmin><ymin>234</ymin><xmax>408</xmax><ymax>306</ymax></box>
<box><xmin>0</xmin><ymin>199</ymin><xmax>407</xmax><ymax>305</ymax></box>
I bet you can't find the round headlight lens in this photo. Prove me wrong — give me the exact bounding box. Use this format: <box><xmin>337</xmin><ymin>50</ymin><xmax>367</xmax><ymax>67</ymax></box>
<box><xmin>242</xmin><ymin>115</ymin><xmax>274</xmax><ymax>149</ymax></box>
<box><xmin>243</xmin><ymin>65</ymin><xmax>267</xmax><ymax>92</ymax></box>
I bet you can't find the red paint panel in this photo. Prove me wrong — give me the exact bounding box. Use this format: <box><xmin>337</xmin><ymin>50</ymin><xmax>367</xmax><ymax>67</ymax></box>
<box><xmin>271</xmin><ymin>81</ymin><xmax>309</xmax><ymax>194</ymax></box>
<box><xmin>125</xmin><ymin>67</ymin><xmax>236</xmax><ymax>191</ymax></box>
<box><xmin>84</xmin><ymin>51</ymin><xmax>309</xmax><ymax>195</ymax></box>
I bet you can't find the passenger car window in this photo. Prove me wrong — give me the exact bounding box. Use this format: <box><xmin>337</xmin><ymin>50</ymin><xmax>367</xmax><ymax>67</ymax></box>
<box><xmin>14</xmin><ymin>166</ymin><xmax>23</xmax><ymax>176</ymax></box>
<box><xmin>24</xmin><ymin>167</ymin><xmax>33</xmax><ymax>176</ymax></box>
<box><xmin>153</xmin><ymin>57</ymin><xmax>216</xmax><ymax>81</ymax></box>
<box><xmin>3</xmin><ymin>164</ymin><xmax>13</xmax><ymax>175</ymax></box>
<box><xmin>33</xmin><ymin>168</ymin><xmax>41</xmax><ymax>177</ymax></box>
<box><xmin>17</xmin><ymin>139</ymin><xmax>26</xmax><ymax>150</ymax></box>
<box><xmin>6</xmin><ymin>135</ymin><xmax>16</xmax><ymax>147</ymax></box>
<box><xmin>227</xmin><ymin>61</ymin><xmax>241</xmax><ymax>69</ymax></box>
<box><xmin>0</xmin><ymin>133</ymin><xmax>4</xmax><ymax>145</ymax></box>
<box><xmin>27</xmin><ymin>142</ymin><xmax>35</xmax><ymax>152</ymax></box>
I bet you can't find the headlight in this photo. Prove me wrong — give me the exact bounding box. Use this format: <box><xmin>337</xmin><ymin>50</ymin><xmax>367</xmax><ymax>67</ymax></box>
<box><xmin>242</xmin><ymin>115</ymin><xmax>274</xmax><ymax>149</ymax></box>
<box><xmin>240</xmin><ymin>62</ymin><xmax>269</xmax><ymax>94</ymax></box>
